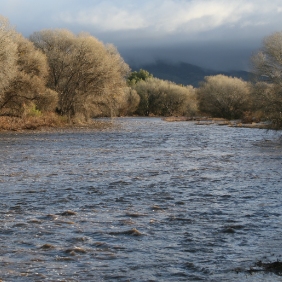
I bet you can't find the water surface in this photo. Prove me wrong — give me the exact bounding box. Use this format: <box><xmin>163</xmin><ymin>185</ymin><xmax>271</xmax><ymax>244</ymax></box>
<box><xmin>0</xmin><ymin>118</ymin><xmax>282</xmax><ymax>281</ymax></box>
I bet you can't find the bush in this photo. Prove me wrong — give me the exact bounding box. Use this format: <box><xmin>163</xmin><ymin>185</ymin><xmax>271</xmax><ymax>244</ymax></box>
<box><xmin>133</xmin><ymin>77</ymin><xmax>197</xmax><ymax>116</ymax></box>
<box><xmin>23</xmin><ymin>103</ymin><xmax>42</xmax><ymax>117</ymax></box>
<box><xmin>127</xmin><ymin>69</ymin><xmax>153</xmax><ymax>85</ymax></box>
<box><xmin>197</xmin><ymin>75</ymin><xmax>251</xmax><ymax>119</ymax></box>
<box><xmin>117</xmin><ymin>87</ymin><xmax>140</xmax><ymax>116</ymax></box>
<box><xmin>250</xmin><ymin>82</ymin><xmax>282</xmax><ymax>128</ymax></box>
<box><xmin>0</xmin><ymin>112</ymin><xmax>67</xmax><ymax>131</ymax></box>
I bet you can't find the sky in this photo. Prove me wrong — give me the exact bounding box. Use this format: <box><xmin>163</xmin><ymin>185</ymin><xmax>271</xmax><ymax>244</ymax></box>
<box><xmin>1</xmin><ymin>0</ymin><xmax>282</xmax><ymax>70</ymax></box>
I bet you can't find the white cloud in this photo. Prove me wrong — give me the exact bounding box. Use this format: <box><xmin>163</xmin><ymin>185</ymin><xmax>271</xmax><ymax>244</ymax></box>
<box><xmin>145</xmin><ymin>0</ymin><xmax>254</xmax><ymax>32</ymax></box>
<box><xmin>57</xmin><ymin>0</ymin><xmax>281</xmax><ymax>35</ymax></box>
<box><xmin>60</xmin><ymin>5</ymin><xmax>146</xmax><ymax>31</ymax></box>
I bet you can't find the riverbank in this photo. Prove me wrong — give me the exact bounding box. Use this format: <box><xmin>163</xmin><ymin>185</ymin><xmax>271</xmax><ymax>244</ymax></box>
<box><xmin>0</xmin><ymin>115</ymin><xmax>272</xmax><ymax>133</ymax></box>
<box><xmin>0</xmin><ymin>114</ymin><xmax>114</xmax><ymax>133</ymax></box>
<box><xmin>163</xmin><ymin>116</ymin><xmax>271</xmax><ymax>129</ymax></box>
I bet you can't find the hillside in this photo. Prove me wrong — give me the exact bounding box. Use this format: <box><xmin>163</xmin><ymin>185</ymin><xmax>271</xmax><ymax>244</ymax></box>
<box><xmin>131</xmin><ymin>61</ymin><xmax>252</xmax><ymax>87</ymax></box>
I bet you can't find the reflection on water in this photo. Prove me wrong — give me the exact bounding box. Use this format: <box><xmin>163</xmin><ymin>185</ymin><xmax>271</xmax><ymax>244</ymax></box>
<box><xmin>0</xmin><ymin>117</ymin><xmax>282</xmax><ymax>281</ymax></box>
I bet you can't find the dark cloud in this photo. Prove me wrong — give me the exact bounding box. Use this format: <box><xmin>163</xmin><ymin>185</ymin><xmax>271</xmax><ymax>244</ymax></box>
<box><xmin>1</xmin><ymin>0</ymin><xmax>282</xmax><ymax>70</ymax></box>
<box><xmin>120</xmin><ymin>41</ymin><xmax>258</xmax><ymax>71</ymax></box>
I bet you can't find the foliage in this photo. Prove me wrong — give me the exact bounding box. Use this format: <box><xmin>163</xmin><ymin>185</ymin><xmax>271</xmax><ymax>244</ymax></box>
<box><xmin>133</xmin><ymin>77</ymin><xmax>197</xmax><ymax>116</ymax></box>
<box><xmin>23</xmin><ymin>103</ymin><xmax>42</xmax><ymax>117</ymax></box>
<box><xmin>251</xmin><ymin>31</ymin><xmax>282</xmax><ymax>129</ymax></box>
<box><xmin>0</xmin><ymin>15</ymin><xmax>17</xmax><ymax>94</ymax></box>
<box><xmin>30</xmin><ymin>30</ymin><xmax>130</xmax><ymax>120</ymax></box>
<box><xmin>0</xmin><ymin>33</ymin><xmax>56</xmax><ymax>116</ymax></box>
<box><xmin>0</xmin><ymin>112</ymin><xmax>67</xmax><ymax>131</ymax></box>
<box><xmin>127</xmin><ymin>69</ymin><xmax>153</xmax><ymax>85</ymax></box>
<box><xmin>250</xmin><ymin>82</ymin><xmax>282</xmax><ymax>128</ymax></box>
<box><xmin>196</xmin><ymin>75</ymin><xmax>251</xmax><ymax>119</ymax></box>
<box><xmin>117</xmin><ymin>87</ymin><xmax>140</xmax><ymax>116</ymax></box>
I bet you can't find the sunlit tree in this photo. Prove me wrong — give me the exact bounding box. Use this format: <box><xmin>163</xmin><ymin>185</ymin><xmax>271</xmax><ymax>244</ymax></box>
<box><xmin>0</xmin><ymin>16</ymin><xmax>17</xmax><ymax>95</ymax></box>
<box><xmin>197</xmin><ymin>75</ymin><xmax>251</xmax><ymax>119</ymax></box>
<box><xmin>251</xmin><ymin>31</ymin><xmax>282</xmax><ymax>128</ymax></box>
<box><xmin>30</xmin><ymin>29</ymin><xmax>130</xmax><ymax>120</ymax></box>
<box><xmin>117</xmin><ymin>87</ymin><xmax>140</xmax><ymax>116</ymax></box>
<box><xmin>0</xmin><ymin>17</ymin><xmax>56</xmax><ymax>116</ymax></box>
<box><xmin>133</xmin><ymin>77</ymin><xmax>197</xmax><ymax>116</ymax></box>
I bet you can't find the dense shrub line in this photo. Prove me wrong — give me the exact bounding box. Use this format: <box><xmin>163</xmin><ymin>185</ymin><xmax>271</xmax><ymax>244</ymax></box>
<box><xmin>0</xmin><ymin>14</ymin><xmax>281</xmax><ymax>129</ymax></box>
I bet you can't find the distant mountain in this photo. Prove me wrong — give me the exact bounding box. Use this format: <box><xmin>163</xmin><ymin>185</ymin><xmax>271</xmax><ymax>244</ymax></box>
<box><xmin>131</xmin><ymin>61</ymin><xmax>252</xmax><ymax>87</ymax></box>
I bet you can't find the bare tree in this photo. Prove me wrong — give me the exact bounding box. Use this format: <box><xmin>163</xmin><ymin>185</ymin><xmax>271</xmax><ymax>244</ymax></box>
<box><xmin>30</xmin><ymin>29</ymin><xmax>130</xmax><ymax>120</ymax></box>
<box><xmin>197</xmin><ymin>75</ymin><xmax>251</xmax><ymax>119</ymax></box>
<box><xmin>251</xmin><ymin>31</ymin><xmax>282</xmax><ymax>128</ymax></box>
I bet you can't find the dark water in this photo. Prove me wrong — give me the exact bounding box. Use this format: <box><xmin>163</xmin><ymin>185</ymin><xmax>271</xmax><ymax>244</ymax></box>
<box><xmin>0</xmin><ymin>117</ymin><xmax>282</xmax><ymax>282</ymax></box>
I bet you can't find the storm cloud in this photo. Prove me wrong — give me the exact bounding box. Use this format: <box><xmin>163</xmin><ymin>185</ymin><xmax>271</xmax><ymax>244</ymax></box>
<box><xmin>1</xmin><ymin>0</ymin><xmax>282</xmax><ymax>70</ymax></box>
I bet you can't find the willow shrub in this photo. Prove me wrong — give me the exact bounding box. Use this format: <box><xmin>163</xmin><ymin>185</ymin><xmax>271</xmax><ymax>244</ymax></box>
<box><xmin>133</xmin><ymin>77</ymin><xmax>197</xmax><ymax>116</ymax></box>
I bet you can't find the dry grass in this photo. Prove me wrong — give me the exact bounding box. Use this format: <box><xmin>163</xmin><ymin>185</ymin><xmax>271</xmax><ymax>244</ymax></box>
<box><xmin>163</xmin><ymin>116</ymin><xmax>192</xmax><ymax>122</ymax></box>
<box><xmin>163</xmin><ymin>116</ymin><xmax>229</xmax><ymax>122</ymax></box>
<box><xmin>163</xmin><ymin>116</ymin><xmax>271</xmax><ymax>129</ymax></box>
<box><xmin>0</xmin><ymin>113</ymin><xmax>115</xmax><ymax>132</ymax></box>
<box><xmin>0</xmin><ymin>113</ymin><xmax>67</xmax><ymax>131</ymax></box>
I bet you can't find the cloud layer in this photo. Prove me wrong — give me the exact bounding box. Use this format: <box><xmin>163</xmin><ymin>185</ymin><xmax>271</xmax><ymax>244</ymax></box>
<box><xmin>57</xmin><ymin>0</ymin><xmax>282</xmax><ymax>35</ymax></box>
<box><xmin>1</xmin><ymin>0</ymin><xmax>282</xmax><ymax>70</ymax></box>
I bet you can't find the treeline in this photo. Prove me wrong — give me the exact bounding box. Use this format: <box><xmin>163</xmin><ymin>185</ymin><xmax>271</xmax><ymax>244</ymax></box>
<box><xmin>128</xmin><ymin>70</ymin><xmax>197</xmax><ymax>116</ymax></box>
<box><xmin>126</xmin><ymin>31</ymin><xmax>282</xmax><ymax>129</ymax></box>
<box><xmin>0</xmin><ymin>14</ymin><xmax>282</xmax><ymax>130</ymax></box>
<box><xmin>0</xmin><ymin>15</ymin><xmax>133</xmax><ymax>128</ymax></box>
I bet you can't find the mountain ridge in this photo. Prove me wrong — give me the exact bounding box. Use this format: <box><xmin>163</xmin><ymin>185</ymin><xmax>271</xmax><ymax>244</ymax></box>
<box><xmin>131</xmin><ymin>61</ymin><xmax>252</xmax><ymax>87</ymax></box>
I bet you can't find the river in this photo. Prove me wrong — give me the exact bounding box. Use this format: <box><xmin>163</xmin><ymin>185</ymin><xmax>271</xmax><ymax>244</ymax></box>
<box><xmin>0</xmin><ymin>117</ymin><xmax>282</xmax><ymax>281</ymax></box>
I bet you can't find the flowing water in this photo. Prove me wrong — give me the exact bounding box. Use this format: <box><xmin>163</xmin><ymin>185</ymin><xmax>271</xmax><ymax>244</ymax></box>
<box><xmin>0</xmin><ymin>117</ymin><xmax>282</xmax><ymax>282</ymax></box>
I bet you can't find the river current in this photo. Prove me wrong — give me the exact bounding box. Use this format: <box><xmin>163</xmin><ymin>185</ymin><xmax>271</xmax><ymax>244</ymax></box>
<box><xmin>0</xmin><ymin>117</ymin><xmax>282</xmax><ymax>281</ymax></box>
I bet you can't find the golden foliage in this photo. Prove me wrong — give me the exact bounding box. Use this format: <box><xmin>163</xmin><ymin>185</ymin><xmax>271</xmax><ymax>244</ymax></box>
<box><xmin>197</xmin><ymin>75</ymin><xmax>251</xmax><ymax>119</ymax></box>
<box><xmin>133</xmin><ymin>77</ymin><xmax>197</xmax><ymax>116</ymax></box>
<box><xmin>30</xmin><ymin>29</ymin><xmax>130</xmax><ymax>120</ymax></box>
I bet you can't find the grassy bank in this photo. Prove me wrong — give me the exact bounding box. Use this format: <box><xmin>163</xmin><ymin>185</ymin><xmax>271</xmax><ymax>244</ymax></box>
<box><xmin>0</xmin><ymin>114</ymin><xmax>114</xmax><ymax>132</ymax></box>
<box><xmin>0</xmin><ymin>113</ymin><xmax>66</xmax><ymax>131</ymax></box>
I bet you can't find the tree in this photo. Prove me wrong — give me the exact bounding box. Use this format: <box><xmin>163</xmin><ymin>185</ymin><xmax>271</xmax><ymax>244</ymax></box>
<box><xmin>127</xmin><ymin>69</ymin><xmax>153</xmax><ymax>85</ymax></box>
<box><xmin>0</xmin><ymin>17</ymin><xmax>56</xmax><ymax>116</ymax></box>
<box><xmin>251</xmin><ymin>31</ymin><xmax>282</xmax><ymax>129</ymax></box>
<box><xmin>30</xmin><ymin>29</ymin><xmax>130</xmax><ymax>120</ymax></box>
<box><xmin>117</xmin><ymin>87</ymin><xmax>140</xmax><ymax>116</ymax></box>
<box><xmin>133</xmin><ymin>77</ymin><xmax>197</xmax><ymax>116</ymax></box>
<box><xmin>0</xmin><ymin>16</ymin><xmax>17</xmax><ymax>95</ymax></box>
<box><xmin>197</xmin><ymin>75</ymin><xmax>251</xmax><ymax>119</ymax></box>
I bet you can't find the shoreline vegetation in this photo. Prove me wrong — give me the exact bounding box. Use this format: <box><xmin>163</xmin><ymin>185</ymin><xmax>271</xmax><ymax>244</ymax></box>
<box><xmin>0</xmin><ymin>114</ymin><xmax>115</xmax><ymax>133</ymax></box>
<box><xmin>0</xmin><ymin>115</ymin><xmax>271</xmax><ymax>133</ymax></box>
<box><xmin>1</xmin><ymin>14</ymin><xmax>282</xmax><ymax>132</ymax></box>
<box><xmin>163</xmin><ymin>116</ymin><xmax>271</xmax><ymax>129</ymax></box>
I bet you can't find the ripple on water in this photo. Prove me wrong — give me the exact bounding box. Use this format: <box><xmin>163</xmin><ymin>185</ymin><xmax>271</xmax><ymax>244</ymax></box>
<box><xmin>0</xmin><ymin>118</ymin><xmax>282</xmax><ymax>281</ymax></box>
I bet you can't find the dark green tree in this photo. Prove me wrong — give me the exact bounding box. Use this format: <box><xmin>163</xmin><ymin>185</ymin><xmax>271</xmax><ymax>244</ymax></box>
<box><xmin>127</xmin><ymin>69</ymin><xmax>153</xmax><ymax>85</ymax></box>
